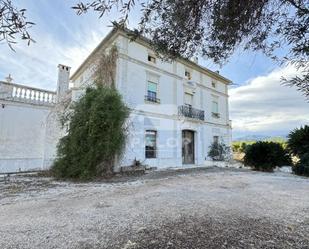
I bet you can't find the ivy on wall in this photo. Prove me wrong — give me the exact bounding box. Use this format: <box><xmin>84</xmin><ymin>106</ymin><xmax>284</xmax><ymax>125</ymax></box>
<box><xmin>52</xmin><ymin>46</ymin><xmax>129</xmax><ymax>180</ymax></box>
<box><xmin>93</xmin><ymin>45</ymin><xmax>118</xmax><ymax>88</ymax></box>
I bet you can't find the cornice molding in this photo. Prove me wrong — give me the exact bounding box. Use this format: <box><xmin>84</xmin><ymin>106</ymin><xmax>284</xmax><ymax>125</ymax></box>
<box><xmin>118</xmin><ymin>53</ymin><xmax>229</xmax><ymax>98</ymax></box>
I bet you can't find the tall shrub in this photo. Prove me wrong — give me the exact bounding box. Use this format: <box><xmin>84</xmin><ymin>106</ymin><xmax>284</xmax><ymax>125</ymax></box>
<box><xmin>244</xmin><ymin>141</ymin><xmax>291</xmax><ymax>172</ymax></box>
<box><xmin>293</xmin><ymin>153</ymin><xmax>309</xmax><ymax>177</ymax></box>
<box><xmin>287</xmin><ymin>125</ymin><xmax>309</xmax><ymax>176</ymax></box>
<box><xmin>52</xmin><ymin>86</ymin><xmax>129</xmax><ymax>180</ymax></box>
<box><xmin>287</xmin><ymin>125</ymin><xmax>309</xmax><ymax>157</ymax></box>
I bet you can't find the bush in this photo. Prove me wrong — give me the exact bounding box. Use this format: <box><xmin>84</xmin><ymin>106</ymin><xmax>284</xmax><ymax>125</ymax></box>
<box><xmin>240</xmin><ymin>142</ymin><xmax>248</xmax><ymax>153</ymax></box>
<box><xmin>208</xmin><ymin>141</ymin><xmax>231</xmax><ymax>161</ymax></box>
<box><xmin>232</xmin><ymin>143</ymin><xmax>240</xmax><ymax>152</ymax></box>
<box><xmin>232</xmin><ymin>141</ymin><xmax>255</xmax><ymax>153</ymax></box>
<box><xmin>287</xmin><ymin>126</ymin><xmax>309</xmax><ymax>177</ymax></box>
<box><xmin>292</xmin><ymin>153</ymin><xmax>309</xmax><ymax>177</ymax></box>
<box><xmin>287</xmin><ymin>125</ymin><xmax>309</xmax><ymax>157</ymax></box>
<box><xmin>244</xmin><ymin>141</ymin><xmax>291</xmax><ymax>172</ymax></box>
<box><xmin>52</xmin><ymin>86</ymin><xmax>129</xmax><ymax>180</ymax></box>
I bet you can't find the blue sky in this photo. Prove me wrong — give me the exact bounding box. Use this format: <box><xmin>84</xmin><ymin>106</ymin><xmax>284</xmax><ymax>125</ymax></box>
<box><xmin>0</xmin><ymin>0</ymin><xmax>308</xmax><ymax>139</ymax></box>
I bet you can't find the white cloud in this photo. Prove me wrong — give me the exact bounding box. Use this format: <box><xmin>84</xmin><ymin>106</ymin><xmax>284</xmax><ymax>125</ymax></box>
<box><xmin>0</xmin><ymin>0</ymin><xmax>115</xmax><ymax>91</ymax></box>
<box><xmin>0</xmin><ymin>0</ymin><xmax>143</xmax><ymax>91</ymax></box>
<box><xmin>0</xmin><ymin>29</ymin><xmax>106</xmax><ymax>91</ymax></box>
<box><xmin>230</xmin><ymin>65</ymin><xmax>309</xmax><ymax>137</ymax></box>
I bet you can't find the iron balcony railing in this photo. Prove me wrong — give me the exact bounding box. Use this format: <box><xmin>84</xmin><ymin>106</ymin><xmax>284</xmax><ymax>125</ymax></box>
<box><xmin>212</xmin><ymin>112</ymin><xmax>220</xmax><ymax>118</ymax></box>
<box><xmin>178</xmin><ymin>105</ymin><xmax>205</xmax><ymax>121</ymax></box>
<box><xmin>145</xmin><ymin>95</ymin><xmax>160</xmax><ymax>103</ymax></box>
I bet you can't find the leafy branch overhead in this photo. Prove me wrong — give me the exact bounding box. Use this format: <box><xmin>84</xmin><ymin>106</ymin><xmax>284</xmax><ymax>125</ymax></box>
<box><xmin>72</xmin><ymin>0</ymin><xmax>136</xmax><ymax>24</ymax></box>
<box><xmin>1</xmin><ymin>1</ymin><xmax>308</xmax><ymax>98</ymax></box>
<box><xmin>0</xmin><ymin>0</ymin><xmax>35</xmax><ymax>50</ymax></box>
<box><xmin>73</xmin><ymin>0</ymin><xmax>309</xmax><ymax>99</ymax></box>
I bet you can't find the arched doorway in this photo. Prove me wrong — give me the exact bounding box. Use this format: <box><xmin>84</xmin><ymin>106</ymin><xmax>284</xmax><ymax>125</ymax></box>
<box><xmin>182</xmin><ymin>130</ymin><xmax>195</xmax><ymax>164</ymax></box>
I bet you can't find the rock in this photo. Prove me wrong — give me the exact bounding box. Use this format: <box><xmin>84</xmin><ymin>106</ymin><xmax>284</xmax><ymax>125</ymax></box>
<box><xmin>122</xmin><ymin>240</ymin><xmax>137</xmax><ymax>249</ymax></box>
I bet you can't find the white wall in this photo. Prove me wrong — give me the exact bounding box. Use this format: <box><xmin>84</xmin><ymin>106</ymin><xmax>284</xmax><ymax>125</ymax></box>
<box><xmin>42</xmin><ymin>109</ymin><xmax>64</xmax><ymax>169</ymax></box>
<box><xmin>0</xmin><ymin>101</ymin><xmax>51</xmax><ymax>172</ymax></box>
<box><xmin>114</xmin><ymin>34</ymin><xmax>230</xmax><ymax>122</ymax></box>
<box><xmin>72</xmin><ymin>32</ymin><xmax>232</xmax><ymax>170</ymax></box>
<box><xmin>117</xmin><ymin>112</ymin><xmax>231</xmax><ymax>170</ymax></box>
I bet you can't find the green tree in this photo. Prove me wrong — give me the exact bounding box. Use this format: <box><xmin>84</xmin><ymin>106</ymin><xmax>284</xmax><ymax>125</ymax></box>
<box><xmin>287</xmin><ymin>125</ymin><xmax>309</xmax><ymax>176</ymax></box>
<box><xmin>232</xmin><ymin>142</ymin><xmax>240</xmax><ymax>152</ymax></box>
<box><xmin>287</xmin><ymin>125</ymin><xmax>309</xmax><ymax>157</ymax></box>
<box><xmin>244</xmin><ymin>141</ymin><xmax>291</xmax><ymax>171</ymax></box>
<box><xmin>240</xmin><ymin>142</ymin><xmax>248</xmax><ymax>153</ymax></box>
<box><xmin>52</xmin><ymin>86</ymin><xmax>129</xmax><ymax>180</ymax></box>
<box><xmin>73</xmin><ymin>0</ymin><xmax>309</xmax><ymax>99</ymax></box>
<box><xmin>293</xmin><ymin>153</ymin><xmax>309</xmax><ymax>177</ymax></box>
<box><xmin>3</xmin><ymin>1</ymin><xmax>308</xmax><ymax>99</ymax></box>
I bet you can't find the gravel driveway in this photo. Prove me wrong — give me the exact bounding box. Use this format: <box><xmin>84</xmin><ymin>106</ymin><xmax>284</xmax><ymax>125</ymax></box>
<box><xmin>0</xmin><ymin>167</ymin><xmax>308</xmax><ymax>249</ymax></box>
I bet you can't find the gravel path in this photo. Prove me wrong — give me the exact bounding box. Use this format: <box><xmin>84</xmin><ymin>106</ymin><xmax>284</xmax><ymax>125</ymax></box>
<box><xmin>0</xmin><ymin>168</ymin><xmax>308</xmax><ymax>249</ymax></box>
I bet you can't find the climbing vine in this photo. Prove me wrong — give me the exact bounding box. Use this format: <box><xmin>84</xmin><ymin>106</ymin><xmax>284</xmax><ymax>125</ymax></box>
<box><xmin>52</xmin><ymin>45</ymin><xmax>129</xmax><ymax>180</ymax></box>
<box><xmin>92</xmin><ymin>45</ymin><xmax>118</xmax><ymax>88</ymax></box>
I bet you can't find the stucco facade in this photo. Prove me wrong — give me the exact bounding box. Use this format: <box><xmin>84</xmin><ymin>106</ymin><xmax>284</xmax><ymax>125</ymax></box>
<box><xmin>70</xmin><ymin>28</ymin><xmax>232</xmax><ymax>170</ymax></box>
<box><xmin>0</xmin><ymin>65</ymin><xmax>69</xmax><ymax>173</ymax></box>
<box><xmin>0</xmin><ymin>81</ymin><xmax>57</xmax><ymax>172</ymax></box>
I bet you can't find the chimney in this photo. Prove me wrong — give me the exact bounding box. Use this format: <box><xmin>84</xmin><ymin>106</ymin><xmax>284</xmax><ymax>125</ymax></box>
<box><xmin>57</xmin><ymin>64</ymin><xmax>71</xmax><ymax>101</ymax></box>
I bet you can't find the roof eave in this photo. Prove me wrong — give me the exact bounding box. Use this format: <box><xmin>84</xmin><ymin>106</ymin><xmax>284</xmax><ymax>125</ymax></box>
<box><xmin>70</xmin><ymin>27</ymin><xmax>119</xmax><ymax>81</ymax></box>
<box><xmin>70</xmin><ymin>27</ymin><xmax>232</xmax><ymax>85</ymax></box>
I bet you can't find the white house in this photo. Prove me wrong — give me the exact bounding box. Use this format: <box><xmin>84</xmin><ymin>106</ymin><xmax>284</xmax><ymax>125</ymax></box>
<box><xmin>0</xmin><ymin>27</ymin><xmax>232</xmax><ymax>173</ymax></box>
<box><xmin>69</xmin><ymin>27</ymin><xmax>232</xmax><ymax>170</ymax></box>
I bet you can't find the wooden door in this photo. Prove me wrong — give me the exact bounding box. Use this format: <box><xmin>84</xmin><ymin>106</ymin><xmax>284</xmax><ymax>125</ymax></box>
<box><xmin>182</xmin><ymin>130</ymin><xmax>195</xmax><ymax>164</ymax></box>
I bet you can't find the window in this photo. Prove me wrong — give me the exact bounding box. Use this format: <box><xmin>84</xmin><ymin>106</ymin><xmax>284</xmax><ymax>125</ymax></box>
<box><xmin>212</xmin><ymin>100</ymin><xmax>219</xmax><ymax>118</ymax></box>
<box><xmin>145</xmin><ymin>73</ymin><xmax>160</xmax><ymax>103</ymax></box>
<box><xmin>184</xmin><ymin>93</ymin><xmax>193</xmax><ymax>107</ymax></box>
<box><xmin>212</xmin><ymin>100</ymin><xmax>218</xmax><ymax>113</ymax></box>
<box><xmin>185</xmin><ymin>70</ymin><xmax>192</xmax><ymax>80</ymax></box>
<box><xmin>213</xmin><ymin>136</ymin><xmax>219</xmax><ymax>144</ymax></box>
<box><xmin>148</xmin><ymin>55</ymin><xmax>156</xmax><ymax>63</ymax></box>
<box><xmin>145</xmin><ymin>130</ymin><xmax>157</xmax><ymax>158</ymax></box>
<box><xmin>211</xmin><ymin>81</ymin><xmax>217</xmax><ymax>88</ymax></box>
<box><xmin>146</xmin><ymin>81</ymin><xmax>159</xmax><ymax>102</ymax></box>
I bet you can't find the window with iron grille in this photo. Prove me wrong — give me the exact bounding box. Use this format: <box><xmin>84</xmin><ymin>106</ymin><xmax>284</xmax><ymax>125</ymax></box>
<box><xmin>146</xmin><ymin>81</ymin><xmax>158</xmax><ymax>102</ymax></box>
<box><xmin>145</xmin><ymin>130</ymin><xmax>157</xmax><ymax>158</ymax></box>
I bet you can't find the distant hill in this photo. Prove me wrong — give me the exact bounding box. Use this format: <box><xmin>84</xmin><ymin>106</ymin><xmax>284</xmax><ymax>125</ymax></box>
<box><xmin>233</xmin><ymin>134</ymin><xmax>287</xmax><ymax>142</ymax></box>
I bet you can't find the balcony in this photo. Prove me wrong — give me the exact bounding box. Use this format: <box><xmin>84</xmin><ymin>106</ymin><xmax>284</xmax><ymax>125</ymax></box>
<box><xmin>145</xmin><ymin>95</ymin><xmax>160</xmax><ymax>104</ymax></box>
<box><xmin>178</xmin><ymin>105</ymin><xmax>205</xmax><ymax>121</ymax></box>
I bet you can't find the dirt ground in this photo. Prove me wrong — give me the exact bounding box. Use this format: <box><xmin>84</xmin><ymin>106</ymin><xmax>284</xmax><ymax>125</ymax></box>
<box><xmin>0</xmin><ymin>167</ymin><xmax>308</xmax><ymax>249</ymax></box>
